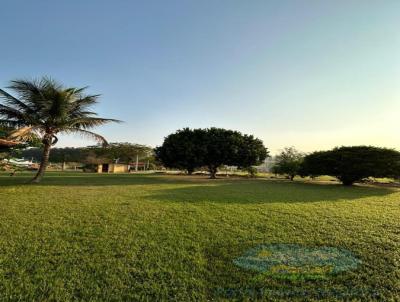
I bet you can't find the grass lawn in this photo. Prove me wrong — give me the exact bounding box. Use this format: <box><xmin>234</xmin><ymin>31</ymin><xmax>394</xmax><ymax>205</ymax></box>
<box><xmin>0</xmin><ymin>173</ymin><xmax>399</xmax><ymax>301</ymax></box>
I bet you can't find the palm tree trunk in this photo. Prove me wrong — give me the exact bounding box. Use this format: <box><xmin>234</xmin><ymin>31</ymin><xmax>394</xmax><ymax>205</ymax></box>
<box><xmin>31</xmin><ymin>141</ymin><xmax>52</xmax><ymax>183</ymax></box>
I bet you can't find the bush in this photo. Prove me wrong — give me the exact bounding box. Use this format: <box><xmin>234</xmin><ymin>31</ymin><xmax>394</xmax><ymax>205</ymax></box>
<box><xmin>244</xmin><ymin>166</ymin><xmax>258</xmax><ymax>178</ymax></box>
<box><xmin>301</xmin><ymin>146</ymin><xmax>400</xmax><ymax>185</ymax></box>
<box><xmin>83</xmin><ymin>164</ymin><xmax>97</xmax><ymax>173</ymax></box>
<box><xmin>272</xmin><ymin>147</ymin><xmax>304</xmax><ymax>180</ymax></box>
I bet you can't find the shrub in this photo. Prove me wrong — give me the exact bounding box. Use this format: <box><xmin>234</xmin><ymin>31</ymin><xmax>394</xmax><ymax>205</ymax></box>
<box><xmin>244</xmin><ymin>166</ymin><xmax>258</xmax><ymax>178</ymax></box>
<box><xmin>301</xmin><ymin>146</ymin><xmax>400</xmax><ymax>185</ymax></box>
<box><xmin>272</xmin><ymin>147</ymin><xmax>304</xmax><ymax>180</ymax></box>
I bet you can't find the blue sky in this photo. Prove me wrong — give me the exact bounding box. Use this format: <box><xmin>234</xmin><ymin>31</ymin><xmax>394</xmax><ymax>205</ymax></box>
<box><xmin>1</xmin><ymin>0</ymin><xmax>399</xmax><ymax>153</ymax></box>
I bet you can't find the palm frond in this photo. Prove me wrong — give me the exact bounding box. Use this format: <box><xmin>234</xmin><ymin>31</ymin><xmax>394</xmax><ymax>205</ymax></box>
<box><xmin>69</xmin><ymin>111</ymin><xmax>98</xmax><ymax>118</ymax></box>
<box><xmin>70</xmin><ymin>95</ymin><xmax>100</xmax><ymax>112</ymax></box>
<box><xmin>0</xmin><ymin>88</ymin><xmax>32</xmax><ymax>112</ymax></box>
<box><xmin>1</xmin><ymin>77</ymin><xmax>120</xmax><ymax>146</ymax></box>
<box><xmin>0</xmin><ymin>104</ymin><xmax>27</xmax><ymax>121</ymax></box>
<box><xmin>63</xmin><ymin>128</ymin><xmax>108</xmax><ymax>145</ymax></box>
<box><xmin>0</xmin><ymin>119</ymin><xmax>26</xmax><ymax>128</ymax></box>
<box><xmin>8</xmin><ymin>79</ymin><xmax>45</xmax><ymax>103</ymax></box>
<box><xmin>7</xmin><ymin>126</ymin><xmax>34</xmax><ymax>140</ymax></box>
<box><xmin>7</xmin><ymin>78</ymin><xmax>62</xmax><ymax>112</ymax></box>
<box><xmin>0</xmin><ymin>138</ymin><xmax>20</xmax><ymax>147</ymax></box>
<box><xmin>69</xmin><ymin>117</ymin><xmax>122</xmax><ymax>129</ymax></box>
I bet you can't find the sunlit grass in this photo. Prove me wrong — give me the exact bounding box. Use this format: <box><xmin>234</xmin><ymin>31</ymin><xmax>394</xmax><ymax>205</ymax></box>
<box><xmin>0</xmin><ymin>172</ymin><xmax>399</xmax><ymax>301</ymax></box>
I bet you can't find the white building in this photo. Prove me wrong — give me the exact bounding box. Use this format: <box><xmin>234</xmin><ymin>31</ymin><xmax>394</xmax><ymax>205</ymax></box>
<box><xmin>256</xmin><ymin>156</ymin><xmax>277</xmax><ymax>173</ymax></box>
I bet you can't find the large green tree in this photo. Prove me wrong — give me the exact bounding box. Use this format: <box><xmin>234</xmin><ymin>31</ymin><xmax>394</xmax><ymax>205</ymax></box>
<box><xmin>156</xmin><ymin>128</ymin><xmax>268</xmax><ymax>178</ymax></box>
<box><xmin>300</xmin><ymin>146</ymin><xmax>400</xmax><ymax>185</ymax></box>
<box><xmin>0</xmin><ymin>77</ymin><xmax>119</xmax><ymax>182</ymax></box>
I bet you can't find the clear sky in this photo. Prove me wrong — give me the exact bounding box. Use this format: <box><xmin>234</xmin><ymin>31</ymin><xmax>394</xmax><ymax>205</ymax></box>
<box><xmin>1</xmin><ymin>0</ymin><xmax>399</xmax><ymax>154</ymax></box>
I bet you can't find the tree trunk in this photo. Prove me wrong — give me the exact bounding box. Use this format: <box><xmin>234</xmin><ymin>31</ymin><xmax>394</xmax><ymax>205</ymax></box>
<box><xmin>341</xmin><ymin>179</ymin><xmax>355</xmax><ymax>186</ymax></box>
<box><xmin>209</xmin><ymin>165</ymin><xmax>217</xmax><ymax>179</ymax></box>
<box><xmin>31</xmin><ymin>141</ymin><xmax>52</xmax><ymax>183</ymax></box>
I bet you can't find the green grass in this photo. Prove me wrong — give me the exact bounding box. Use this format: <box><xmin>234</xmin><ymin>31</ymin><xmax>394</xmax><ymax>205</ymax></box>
<box><xmin>0</xmin><ymin>172</ymin><xmax>399</xmax><ymax>301</ymax></box>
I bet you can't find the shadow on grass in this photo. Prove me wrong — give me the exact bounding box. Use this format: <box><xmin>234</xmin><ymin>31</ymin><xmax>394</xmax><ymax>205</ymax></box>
<box><xmin>0</xmin><ymin>172</ymin><xmax>252</xmax><ymax>187</ymax></box>
<box><xmin>0</xmin><ymin>172</ymin><xmax>180</xmax><ymax>186</ymax></box>
<box><xmin>143</xmin><ymin>180</ymin><xmax>396</xmax><ymax>204</ymax></box>
<box><xmin>0</xmin><ymin>173</ymin><xmax>395</xmax><ymax>204</ymax></box>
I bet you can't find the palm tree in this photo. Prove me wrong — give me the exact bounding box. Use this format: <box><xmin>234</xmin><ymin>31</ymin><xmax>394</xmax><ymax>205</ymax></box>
<box><xmin>0</xmin><ymin>77</ymin><xmax>120</xmax><ymax>183</ymax></box>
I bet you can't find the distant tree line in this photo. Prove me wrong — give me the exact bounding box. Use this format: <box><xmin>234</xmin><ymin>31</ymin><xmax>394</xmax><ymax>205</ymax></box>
<box><xmin>19</xmin><ymin>143</ymin><xmax>155</xmax><ymax>167</ymax></box>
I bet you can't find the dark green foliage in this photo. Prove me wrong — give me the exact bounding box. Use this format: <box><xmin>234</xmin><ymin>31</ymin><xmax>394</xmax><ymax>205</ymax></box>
<box><xmin>244</xmin><ymin>166</ymin><xmax>258</xmax><ymax>178</ymax></box>
<box><xmin>155</xmin><ymin>128</ymin><xmax>205</xmax><ymax>174</ymax></box>
<box><xmin>82</xmin><ymin>163</ymin><xmax>98</xmax><ymax>172</ymax></box>
<box><xmin>301</xmin><ymin>146</ymin><xmax>400</xmax><ymax>185</ymax></box>
<box><xmin>20</xmin><ymin>147</ymin><xmax>83</xmax><ymax>162</ymax></box>
<box><xmin>273</xmin><ymin>147</ymin><xmax>304</xmax><ymax>180</ymax></box>
<box><xmin>202</xmin><ymin>128</ymin><xmax>241</xmax><ymax>178</ymax></box>
<box><xmin>21</xmin><ymin>143</ymin><xmax>154</xmax><ymax>168</ymax></box>
<box><xmin>0</xmin><ymin>127</ymin><xmax>13</xmax><ymax>154</ymax></box>
<box><xmin>0</xmin><ymin>127</ymin><xmax>9</xmax><ymax>139</ymax></box>
<box><xmin>236</xmin><ymin>134</ymin><xmax>269</xmax><ymax>169</ymax></box>
<box><xmin>92</xmin><ymin>142</ymin><xmax>153</xmax><ymax>164</ymax></box>
<box><xmin>155</xmin><ymin>128</ymin><xmax>268</xmax><ymax>178</ymax></box>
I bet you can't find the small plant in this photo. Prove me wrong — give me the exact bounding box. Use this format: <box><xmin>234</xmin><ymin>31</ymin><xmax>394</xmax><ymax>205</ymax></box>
<box><xmin>272</xmin><ymin>147</ymin><xmax>304</xmax><ymax>180</ymax></box>
<box><xmin>82</xmin><ymin>163</ymin><xmax>98</xmax><ymax>173</ymax></box>
<box><xmin>244</xmin><ymin>166</ymin><xmax>258</xmax><ymax>178</ymax></box>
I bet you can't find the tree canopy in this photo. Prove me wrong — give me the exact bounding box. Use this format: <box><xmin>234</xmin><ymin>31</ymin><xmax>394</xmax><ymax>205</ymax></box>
<box><xmin>154</xmin><ymin>128</ymin><xmax>205</xmax><ymax>174</ymax></box>
<box><xmin>155</xmin><ymin>128</ymin><xmax>268</xmax><ymax>178</ymax></box>
<box><xmin>300</xmin><ymin>146</ymin><xmax>400</xmax><ymax>185</ymax></box>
